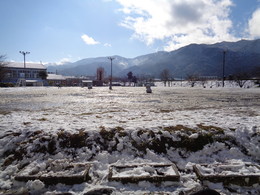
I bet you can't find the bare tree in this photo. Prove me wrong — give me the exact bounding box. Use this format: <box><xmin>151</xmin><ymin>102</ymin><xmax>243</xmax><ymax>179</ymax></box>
<box><xmin>233</xmin><ymin>72</ymin><xmax>249</xmax><ymax>88</ymax></box>
<box><xmin>127</xmin><ymin>71</ymin><xmax>133</xmax><ymax>86</ymax></box>
<box><xmin>39</xmin><ymin>70</ymin><xmax>48</xmax><ymax>80</ymax></box>
<box><xmin>39</xmin><ymin>70</ymin><xmax>48</xmax><ymax>86</ymax></box>
<box><xmin>251</xmin><ymin>66</ymin><xmax>260</xmax><ymax>86</ymax></box>
<box><xmin>0</xmin><ymin>55</ymin><xmax>8</xmax><ymax>82</ymax></box>
<box><xmin>160</xmin><ymin>69</ymin><xmax>170</xmax><ymax>87</ymax></box>
<box><xmin>138</xmin><ymin>74</ymin><xmax>154</xmax><ymax>86</ymax></box>
<box><xmin>132</xmin><ymin>76</ymin><xmax>137</xmax><ymax>86</ymax></box>
<box><xmin>199</xmin><ymin>77</ymin><xmax>207</xmax><ymax>88</ymax></box>
<box><xmin>127</xmin><ymin>71</ymin><xmax>133</xmax><ymax>80</ymax></box>
<box><xmin>186</xmin><ymin>74</ymin><xmax>199</xmax><ymax>87</ymax></box>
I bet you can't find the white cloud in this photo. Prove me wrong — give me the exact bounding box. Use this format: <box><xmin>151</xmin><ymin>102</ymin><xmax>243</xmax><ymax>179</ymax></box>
<box><xmin>104</xmin><ymin>43</ymin><xmax>112</xmax><ymax>47</ymax></box>
<box><xmin>12</xmin><ymin>58</ymin><xmax>73</xmax><ymax>67</ymax></box>
<box><xmin>56</xmin><ymin>58</ymin><xmax>71</xmax><ymax>65</ymax></box>
<box><xmin>81</xmin><ymin>34</ymin><xmax>100</xmax><ymax>45</ymax></box>
<box><xmin>26</xmin><ymin>60</ymin><xmax>46</xmax><ymax>65</ymax></box>
<box><xmin>116</xmin><ymin>0</ymin><xmax>238</xmax><ymax>51</ymax></box>
<box><xmin>248</xmin><ymin>8</ymin><xmax>260</xmax><ymax>38</ymax></box>
<box><xmin>44</xmin><ymin>58</ymin><xmax>71</xmax><ymax>66</ymax></box>
<box><xmin>81</xmin><ymin>34</ymin><xmax>112</xmax><ymax>47</ymax></box>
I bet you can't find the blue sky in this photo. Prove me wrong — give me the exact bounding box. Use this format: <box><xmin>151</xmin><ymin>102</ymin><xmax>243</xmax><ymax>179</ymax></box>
<box><xmin>0</xmin><ymin>0</ymin><xmax>259</xmax><ymax>65</ymax></box>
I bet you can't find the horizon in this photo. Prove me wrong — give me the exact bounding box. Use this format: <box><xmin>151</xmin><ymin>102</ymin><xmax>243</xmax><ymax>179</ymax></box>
<box><xmin>8</xmin><ymin>38</ymin><xmax>260</xmax><ymax>67</ymax></box>
<box><xmin>1</xmin><ymin>0</ymin><xmax>260</xmax><ymax>65</ymax></box>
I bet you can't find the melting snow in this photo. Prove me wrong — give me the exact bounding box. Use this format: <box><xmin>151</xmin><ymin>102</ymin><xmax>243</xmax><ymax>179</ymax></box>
<box><xmin>0</xmin><ymin>83</ymin><xmax>259</xmax><ymax>194</ymax></box>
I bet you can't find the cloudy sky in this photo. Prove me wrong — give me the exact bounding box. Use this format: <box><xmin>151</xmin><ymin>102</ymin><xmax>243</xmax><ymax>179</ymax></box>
<box><xmin>0</xmin><ymin>0</ymin><xmax>259</xmax><ymax>64</ymax></box>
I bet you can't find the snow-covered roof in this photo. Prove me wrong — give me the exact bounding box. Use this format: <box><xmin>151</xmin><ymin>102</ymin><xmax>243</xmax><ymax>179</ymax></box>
<box><xmin>47</xmin><ymin>74</ymin><xmax>66</xmax><ymax>80</ymax></box>
<box><xmin>82</xmin><ymin>80</ymin><xmax>93</xmax><ymax>83</ymax></box>
<box><xmin>25</xmin><ymin>80</ymin><xmax>42</xmax><ymax>83</ymax></box>
<box><xmin>7</xmin><ymin>62</ymin><xmax>46</xmax><ymax>69</ymax></box>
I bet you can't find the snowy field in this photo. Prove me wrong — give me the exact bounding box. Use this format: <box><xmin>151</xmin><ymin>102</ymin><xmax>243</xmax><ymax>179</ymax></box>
<box><xmin>0</xmin><ymin>83</ymin><xmax>259</xmax><ymax>194</ymax></box>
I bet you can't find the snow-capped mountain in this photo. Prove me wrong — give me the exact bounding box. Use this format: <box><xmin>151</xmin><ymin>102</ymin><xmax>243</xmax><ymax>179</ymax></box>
<box><xmin>47</xmin><ymin>39</ymin><xmax>260</xmax><ymax>78</ymax></box>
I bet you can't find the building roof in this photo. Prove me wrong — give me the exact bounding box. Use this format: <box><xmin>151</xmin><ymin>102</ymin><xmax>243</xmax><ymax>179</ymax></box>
<box><xmin>82</xmin><ymin>80</ymin><xmax>93</xmax><ymax>83</ymax></box>
<box><xmin>25</xmin><ymin>80</ymin><xmax>42</xmax><ymax>83</ymax></box>
<box><xmin>47</xmin><ymin>74</ymin><xmax>66</xmax><ymax>80</ymax></box>
<box><xmin>7</xmin><ymin>62</ymin><xmax>46</xmax><ymax>69</ymax></box>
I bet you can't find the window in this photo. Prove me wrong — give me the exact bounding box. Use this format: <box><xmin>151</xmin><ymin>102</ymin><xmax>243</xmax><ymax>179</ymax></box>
<box><xmin>20</xmin><ymin>73</ymin><xmax>25</xmax><ymax>78</ymax></box>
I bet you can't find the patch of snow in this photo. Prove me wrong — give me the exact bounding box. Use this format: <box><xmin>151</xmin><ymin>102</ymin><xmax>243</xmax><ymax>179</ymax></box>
<box><xmin>0</xmin><ymin>84</ymin><xmax>259</xmax><ymax>194</ymax></box>
<box><xmin>26</xmin><ymin>179</ymin><xmax>45</xmax><ymax>191</ymax></box>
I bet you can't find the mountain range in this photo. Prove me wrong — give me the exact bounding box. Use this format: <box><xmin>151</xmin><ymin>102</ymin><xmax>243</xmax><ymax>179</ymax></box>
<box><xmin>47</xmin><ymin>39</ymin><xmax>260</xmax><ymax>79</ymax></box>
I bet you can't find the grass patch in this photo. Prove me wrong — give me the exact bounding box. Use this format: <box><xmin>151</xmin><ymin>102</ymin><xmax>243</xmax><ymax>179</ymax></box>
<box><xmin>235</xmin><ymin>110</ymin><xmax>258</xmax><ymax>117</ymax></box>
<box><xmin>2</xmin><ymin>124</ymin><xmax>253</xmax><ymax>167</ymax></box>
<box><xmin>3</xmin><ymin>148</ymin><xmax>27</xmax><ymax>167</ymax></box>
<box><xmin>79</xmin><ymin>112</ymin><xmax>93</xmax><ymax>116</ymax></box>
<box><xmin>197</xmin><ymin>124</ymin><xmax>224</xmax><ymax>133</ymax></box>
<box><xmin>137</xmin><ymin>129</ymin><xmax>155</xmax><ymax>138</ymax></box>
<box><xmin>37</xmin><ymin>118</ymin><xmax>48</xmax><ymax>121</ymax></box>
<box><xmin>163</xmin><ymin>125</ymin><xmax>196</xmax><ymax>133</ymax></box>
<box><xmin>99</xmin><ymin>126</ymin><xmax>126</xmax><ymax>141</ymax></box>
<box><xmin>160</xmin><ymin>109</ymin><xmax>172</xmax><ymax>113</ymax></box>
<box><xmin>0</xmin><ymin>110</ymin><xmax>11</xmax><ymax>115</ymax></box>
<box><xmin>23</xmin><ymin>122</ymin><xmax>31</xmax><ymax>125</ymax></box>
<box><xmin>57</xmin><ymin>129</ymin><xmax>87</xmax><ymax>148</ymax></box>
<box><xmin>130</xmin><ymin>128</ymin><xmax>215</xmax><ymax>154</ymax></box>
<box><xmin>178</xmin><ymin>133</ymin><xmax>214</xmax><ymax>152</ymax></box>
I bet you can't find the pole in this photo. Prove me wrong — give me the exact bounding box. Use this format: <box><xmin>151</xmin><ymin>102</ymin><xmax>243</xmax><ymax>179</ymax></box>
<box><xmin>23</xmin><ymin>54</ymin><xmax>25</xmax><ymax>68</ymax></box>
<box><xmin>19</xmin><ymin>51</ymin><xmax>30</xmax><ymax>69</ymax></box>
<box><xmin>108</xmin><ymin>57</ymin><xmax>115</xmax><ymax>90</ymax></box>
<box><xmin>222</xmin><ymin>50</ymin><xmax>226</xmax><ymax>87</ymax></box>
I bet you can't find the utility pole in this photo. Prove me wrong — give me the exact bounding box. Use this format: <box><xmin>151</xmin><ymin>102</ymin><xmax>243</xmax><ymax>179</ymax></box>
<box><xmin>108</xmin><ymin>57</ymin><xmax>115</xmax><ymax>90</ymax></box>
<box><xmin>222</xmin><ymin>50</ymin><xmax>226</xmax><ymax>87</ymax></box>
<box><xmin>19</xmin><ymin>51</ymin><xmax>30</xmax><ymax>69</ymax></box>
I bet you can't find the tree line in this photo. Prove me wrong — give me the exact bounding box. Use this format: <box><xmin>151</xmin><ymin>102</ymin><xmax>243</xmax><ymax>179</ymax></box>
<box><xmin>1</xmin><ymin>54</ymin><xmax>259</xmax><ymax>88</ymax></box>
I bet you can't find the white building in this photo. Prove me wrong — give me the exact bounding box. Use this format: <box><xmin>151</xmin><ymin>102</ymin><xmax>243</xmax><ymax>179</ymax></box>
<box><xmin>3</xmin><ymin>62</ymin><xmax>47</xmax><ymax>86</ymax></box>
<box><xmin>47</xmin><ymin>74</ymin><xmax>66</xmax><ymax>86</ymax></box>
